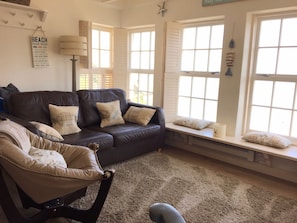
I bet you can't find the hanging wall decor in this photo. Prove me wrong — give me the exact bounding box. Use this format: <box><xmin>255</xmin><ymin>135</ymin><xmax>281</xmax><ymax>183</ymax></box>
<box><xmin>31</xmin><ymin>26</ymin><xmax>49</xmax><ymax>68</ymax></box>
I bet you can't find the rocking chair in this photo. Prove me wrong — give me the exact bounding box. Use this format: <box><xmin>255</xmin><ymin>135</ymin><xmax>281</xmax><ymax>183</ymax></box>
<box><xmin>0</xmin><ymin>119</ymin><xmax>114</xmax><ymax>223</ymax></box>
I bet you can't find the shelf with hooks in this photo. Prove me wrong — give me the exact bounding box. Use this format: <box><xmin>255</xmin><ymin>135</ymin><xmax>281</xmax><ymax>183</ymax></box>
<box><xmin>0</xmin><ymin>1</ymin><xmax>47</xmax><ymax>29</ymax></box>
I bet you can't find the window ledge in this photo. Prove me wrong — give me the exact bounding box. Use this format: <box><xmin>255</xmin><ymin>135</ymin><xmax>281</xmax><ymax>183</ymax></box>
<box><xmin>166</xmin><ymin>122</ymin><xmax>297</xmax><ymax>162</ymax></box>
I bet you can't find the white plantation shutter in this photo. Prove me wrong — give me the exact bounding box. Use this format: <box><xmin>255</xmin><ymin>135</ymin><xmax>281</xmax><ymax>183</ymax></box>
<box><xmin>163</xmin><ymin>22</ymin><xmax>182</xmax><ymax>122</ymax></box>
<box><xmin>113</xmin><ymin>28</ymin><xmax>128</xmax><ymax>91</ymax></box>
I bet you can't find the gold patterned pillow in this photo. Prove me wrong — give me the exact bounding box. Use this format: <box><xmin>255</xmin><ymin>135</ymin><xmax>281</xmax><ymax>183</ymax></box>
<box><xmin>96</xmin><ymin>100</ymin><xmax>125</xmax><ymax>128</ymax></box>
<box><xmin>123</xmin><ymin>106</ymin><xmax>156</xmax><ymax>126</ymax></box>
<box><xmin>48</xmin><ymin>104</ymin><xmax>81</xmax><ymax>135</ymax></box>
<box><xmin>242</xmin><ymin>131</ymin><xmax>291</xmax><ymax>149</ymax></box>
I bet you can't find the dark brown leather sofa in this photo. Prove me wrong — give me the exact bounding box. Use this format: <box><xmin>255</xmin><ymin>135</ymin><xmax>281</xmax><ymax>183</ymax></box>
<box><xmin>2</xmin><ymin>88</ymin><xmax>165</xmax><ymax>166</ymax></box>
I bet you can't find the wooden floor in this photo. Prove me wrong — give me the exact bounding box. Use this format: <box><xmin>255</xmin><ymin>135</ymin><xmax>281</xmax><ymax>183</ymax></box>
<box><xmin>1</xmin><ymin>146</ymin><xmax>297</xmax><ymax>223</ymax></box>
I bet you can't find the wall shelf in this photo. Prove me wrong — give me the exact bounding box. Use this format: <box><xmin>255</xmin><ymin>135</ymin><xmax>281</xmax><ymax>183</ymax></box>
<box><xmin>0</xmin><ymin>1</ymin><xmax>47</xmax><ymax>30</ymax></box>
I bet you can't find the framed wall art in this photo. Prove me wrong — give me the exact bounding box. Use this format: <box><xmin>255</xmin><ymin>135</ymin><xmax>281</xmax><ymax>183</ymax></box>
<box><xmin>202</xmin><ymin>0</ymin><xmax>241</xmax><ymax>6</ymax></box>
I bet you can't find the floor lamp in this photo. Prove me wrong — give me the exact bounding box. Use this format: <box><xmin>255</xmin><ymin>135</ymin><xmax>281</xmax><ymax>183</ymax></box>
<box><xmin>59</xmin><ymin>36</ymin><xmax>87</xmax><ymax>92</ymax></box>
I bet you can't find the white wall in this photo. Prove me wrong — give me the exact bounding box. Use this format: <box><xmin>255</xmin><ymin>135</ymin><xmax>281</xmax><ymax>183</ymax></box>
<box><xmin>0</xmin><ymin>0</ymin><xmax>120</xmax><ymax>91</ymax></box>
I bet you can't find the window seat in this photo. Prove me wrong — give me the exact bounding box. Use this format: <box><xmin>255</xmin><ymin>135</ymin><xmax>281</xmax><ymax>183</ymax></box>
<box><xmin>165</xmin><ymin>123</ymin><xmax>297</xmax><ymax>183</ymax></box>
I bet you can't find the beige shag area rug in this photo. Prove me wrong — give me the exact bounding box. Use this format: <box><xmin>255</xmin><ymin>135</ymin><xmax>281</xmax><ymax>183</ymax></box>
<box><xmin>69</xmin><ymin>151</ymin><xmax>297</xmax><ymax>223</ymax></box>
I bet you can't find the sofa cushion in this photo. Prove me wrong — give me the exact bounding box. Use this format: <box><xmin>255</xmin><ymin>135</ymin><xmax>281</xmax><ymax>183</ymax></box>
<box><xmin>8</xmin><ymin>91</ymin><xmax>81</xmax><ymax>126</ymax></box>
<box><xmin>93</xmin><ymin>123</ymin><xmax>161</xmax><ymax>146</ymax></box>
<box><xmin>62</xmin><ymin>128</ymin><xmax>114</xmax><ymax>150</ymax></box>
<box><xmin>96</xmin><ymin>100</ymin><xmax>125</xmax><ymax>128</ymax></box>
<box><xmin>77</xmin><ymin>89</ymin><xmax>128</xmax><ymax>127</ymax></box>
<box><xmin>49</xmin><ymin>104</ymin><xmax>81</xmax><ymax>135</ymax></box>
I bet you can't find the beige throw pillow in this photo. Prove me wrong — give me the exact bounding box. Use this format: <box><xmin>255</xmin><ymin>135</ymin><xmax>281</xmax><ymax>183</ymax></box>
<box><xmin>123</xmin><ymin>106</ymin><xmax>156</xmax><ymax>126</ymax></box>
<box><xmin>96</xmin><ymin>100</ymin><xmax>125</xmax><ymax>128</ymax></box>
<box><xmin>48</xmin><ymin>104</ymin><xmax>81</xmax><ymax>135</ymax></box>
<box><xmin>30</xmin><ymin>121</ymin><xmax>64</xmax><ymax>141</ymax></box>
<box><xmin>174</xmin><ymin>118</ymin><xmax>212</xmax><ymax>130</ymax></box>
<box><xmin>242</xmin><ymin>131</ymin><xmax>291</xmax><ymax>149</ymax></box>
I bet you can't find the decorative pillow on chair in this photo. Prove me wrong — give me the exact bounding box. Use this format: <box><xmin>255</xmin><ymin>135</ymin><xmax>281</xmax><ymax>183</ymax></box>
<box><xmin>242</xmin><ymin>131</ymin><xmax>291</xmax><ymax>149</ymax></box>
<box><xmin>123</xmin><ymin>106</ymin><xmax>156</xmax><ymax>126</ymax></box>
<box><xmin>96</xmin><ymin>100</ymin><xmax>125</xmax><ymax>128</ymax></box>
<box><xmin>29</xmin><ymin>146</ymin><xmax>67</xmax><ymax>168</ymax></box>
<box><xmin>48</xmin><ymin>104</ymin><xmax>81</xmax><ymax>135</ymax></box>
<box><xmin>174</xmin><ymin>118</ymin><xmax>213</xmax><ymax>130</ymax></box>
<box><xmin>30</xmin><ymin>121</ymin><xmax>64</xmax><ymax>141</ymax></box>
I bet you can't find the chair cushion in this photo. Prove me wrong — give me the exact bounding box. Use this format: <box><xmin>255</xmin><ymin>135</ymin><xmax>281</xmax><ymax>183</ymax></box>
<box><xmin>29</xmin><ymin>146</ymin><xmax>67</xmax><ymax>168</ymax></box>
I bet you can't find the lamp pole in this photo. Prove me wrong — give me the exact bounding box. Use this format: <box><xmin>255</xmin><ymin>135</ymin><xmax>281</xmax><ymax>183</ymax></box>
<box><xmin>71</xmin><ymin>55</ymin><xmax>78</xmax><ymax>92</ymax></box>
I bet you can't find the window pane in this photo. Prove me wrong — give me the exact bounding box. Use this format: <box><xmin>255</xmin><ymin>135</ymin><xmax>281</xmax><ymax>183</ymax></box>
<box><xmin>178</xmin><ymin>97</ymin><xmax>190</xmax><ymax>117</ymax></box>
<box><xmin>140</xmin><ymin>51</ymin><xmax>150</xmax><ymax>69</ymax></box>
<box><xmin>181</xmin><ymin>50</ymin><xmax>194</xmax><ymax>71</ymax></box>
<box><xmin>280</xmin><ymin>18</ymin><xmax>297</xmax><ymax>46</ymax></box>
<box><xmin>249</xmin><ymin>106</ymin><xmax>270</xmax><ymax>131</ymax></box>
<box><xmin>196</xmin><ymin>26</ymin><xmax>210</xmax><ymax>49</ymax></box>
<box><xmin>192</xmin><ymin>77</ymin><xmax>205</xmax><ymax>98</ymax></box>
<box><xmin>130</xmin><ymin>73</ymin><xmax>139</xmax><ymax>90</ymax></box>
<box><xmin>100</xmin><ymin>31</ymin><xmax>110</xmax><ymax>50</ymax></box>
<box><xmin>277</xmin><ymin>48</ymin><xmax>297</xmax><ymax>75</ymax></box>
<box><xmin>204</xmin><ymin>100</ymin><xmax>217</xmax><ymax>122</ymax></box>
<box><xmin>291</xmin><ymin>112</ymin><xmax>297</xmax><ymax>137</ymax></box>
<box><xmin>141</xmin><ymin>32</ymin><xmax>150</xmax><ymax>50</ymax></box>
<box><xmin>139</xmin><ymin>73</ymin><xmax>148</xmax><ymax>91</ymax></box>
<box><xmin>150</xmin><ymin>32</ymin><xmax>155</xmax><ymax>50</ymax></box>
<box><xmin>131</xmin><ymin>33</ymin><xmax>140</xmax><ymax>50</ymax></box>
<box><xmin>92</xmin><ymin>30</ymin><xmax>99</xmax><ymax>49</ymax></box>
<box><xmin>194</xmin><ymin>50</ymin><xmax>208</xmax><ymax>71</ymax></box>
<box><xmin>131</xmin><ymin>52</ymin><xmax>140</xmax><ymax>69</ymax></box>
<box><xmin>252</xmin><ymin>80</ymin><xmax>273</xmax><ymax>106</ymax></box>
<box><xmin>179</xmin><ymin>76</ymin><xmax>191</xmax><ymax>96</ymax></box>
<box><xmin>92</xmin><ymin>49</ymin><xmax>99</xmax><ymax>68</ymax></box>
<box><xmin>210</xmin><ymin>25</ymin><xmax>224</xmax><ymax>48</ymax></box>
<box><xmin>100</xmin><ymin>50</ymin><xmax>110</xmax><ymax>68</ymax></box>
<box><xmin>270</xmin><ymin>108</ymin><xmax>291</xmax><ymax>135</ymax></box>
<box><xmin>272</xmin><ymin>81</ymin><xmax>295</xmax><ymax>109</ymax></box>
<box><xmin>191</xmin><ymin>98</ymin><xmax>204</xmax><ymax>119</ymax></box>
<box><xmin>259</xmin><ymin>19</ymin><xmax>280</xmax><ymax>47</ymax></box>
<box><xmin>150</xmin><ymin>52</ymin><xmax>155</xmax><ymax>69</ymax></box>
<box><xmin>206</xmin><ymin>78</ymin><xmax>219</xmax><ymax>100</ymax></box>
<box><xmin>149</xmin><ymin>74</ymin><xmax>154</xmax><ymax>92</ymax></box>
<box><xmin>182</xmin><ymin>28</ymin><xmax>196</xmax><ymax>49</ymax></box>
<box><xmin>148</xmin><ymin>93</ymin><xmax>153</xmax><ymax>106</ymax></box>
<box><xmin>256</xmin><ymin>48</ymin><xmax>277</xmax><ymax>74</ymax></box>
<box><xmin>208</xmin><ymin>49</ymin><xmax>222</xmax><ymax>72</ymax></box>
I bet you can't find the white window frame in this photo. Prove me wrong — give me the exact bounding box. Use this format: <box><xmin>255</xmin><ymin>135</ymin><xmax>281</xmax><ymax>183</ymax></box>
<box><xmin>177</xmin><ymin>21</ymin><xmax>224</xmax><ymax>122</ymax></box>
<box><xmin>79</xmin><ymin>24</ymin><xmax>113</xmax><ymax>89</ymax></box>
<box><xmin>246</xmin><ymin>11</ymin><xmax>297</xmax><ymax>143</ymax></box>
<box><xmin>128</xmin><ymin>28</ymin><xmax>155</xmax><ymax>105</ymax></box>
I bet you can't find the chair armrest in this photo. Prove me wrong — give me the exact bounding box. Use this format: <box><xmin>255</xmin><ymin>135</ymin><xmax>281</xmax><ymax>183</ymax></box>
<box><xmin>149</xmin><ymin>203</ymin><xmax>186</xmax><ymax>223</ymax></box>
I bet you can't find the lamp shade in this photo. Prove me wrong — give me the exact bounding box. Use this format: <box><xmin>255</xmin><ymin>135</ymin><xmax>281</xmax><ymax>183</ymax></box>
<box><xmin>59</xmin><ymin>36</ymin><xmax>87</xmax><ymax>56</ymax></box>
